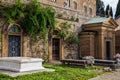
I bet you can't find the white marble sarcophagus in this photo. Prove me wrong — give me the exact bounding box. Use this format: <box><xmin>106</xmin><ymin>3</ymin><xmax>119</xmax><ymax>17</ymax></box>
<box><xmin>0</xmin><ymin>57</ymin><xmax>45</xmax><ymax>72</ymax></box>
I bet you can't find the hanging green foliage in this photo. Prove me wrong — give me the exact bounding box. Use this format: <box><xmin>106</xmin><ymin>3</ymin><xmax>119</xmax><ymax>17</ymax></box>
<box><xmin>0</xmin><ymin>0</ymin><xmax>78</xmax><ymax>44</ymax></box>
<box><xmin>55</xmin><ymin>22</ymin><xmax>79</xmax><ymax>44</ymax></box>
<box><xmin>56</xmin><ymin>22</ymin><xmax>71</xmax><ymax>39</ymax></box>
<box><xmin>69</xmin><ymin>33</ymin><xmax>79</xmax><ymax>44</ymax></box>
<box><xmin>0</xmin><ymin>0</ymin><xmax>56</xmax><ymax>42</ymax></box>
<box><xmin>2</xmin><ymin>0</ymin><xmax>24</xmax><ymax>22</ymax></box>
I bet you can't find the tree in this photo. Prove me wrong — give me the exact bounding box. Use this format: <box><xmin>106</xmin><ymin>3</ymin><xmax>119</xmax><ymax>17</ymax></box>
<box><xmin>96</xmin><ymin>0</ymin><xmax>105</xmax><ymax>17</ymax></box>
<box><xmin>110</xmin><ymin>7</ymin><xmax>113</xmax><ymax>17</ymax></box>
<box><xmin>115</xmin><ymin>0</ymin><xmax>120</xmax><ymax>18</ymax></box>
<box><xmin>105</xmin><ymin>4</ymin><xmax>113</xmax><ymax>18</ymax></box>
<box><xmin>100</xmin><ymin>7</ymin><xmax>105</xmax><ymax>17</ymax></box>
<box><xmin>105</xmin><ymin>4</ymin><xmax>110</xmax><ymax>18</ymax></box>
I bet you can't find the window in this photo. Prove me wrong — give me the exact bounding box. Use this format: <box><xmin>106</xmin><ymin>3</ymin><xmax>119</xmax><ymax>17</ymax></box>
<box><xmin>64</xmin><ymin>0</ymin><xmax>70</xmax><ymax>8</ymax></box>
<box><xmin>89</xmin><ymin>8</ymin><xmax>92</xmax><ymax>15</ymax></box>
<box><xmin>67</xmin><ymin>0</ymin><xmax>70</xmax><ymax>7</ymax></box>
<box><xmin>84</xmin><ymin>6</ymin><xmax>87</xmax><ymax>14</ymax></box>
<box><xmin>51</xmin><ymin>0</ymin><xmax>56</xmax><ymax>2</ymax></box>
<box><xmin>64</xmin><ymin>2</ymin><xmax>68</xmax><ymax>8</ymax></box>
<box><xmin>9</xmin><ymin>25</ymin><xmax>21</xmax><ymax>33</ymax></box>
<box><xmin>73</xmin><ymin>1</ymin><xmax>77</xmax><ymax>10</ymax></box>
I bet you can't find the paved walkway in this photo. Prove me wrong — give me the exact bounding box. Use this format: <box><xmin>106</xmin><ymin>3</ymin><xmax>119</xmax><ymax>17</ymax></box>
<box><xmin>89</xmin><ymin>69</ymin><xmax>120</xmax><ymax>80</ymax></box>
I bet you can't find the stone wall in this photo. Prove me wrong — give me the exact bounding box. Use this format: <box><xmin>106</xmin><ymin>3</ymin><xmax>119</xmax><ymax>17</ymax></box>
<box><xmin>23</xmin><ymin>35</ymin><xmax>49</xmax><ymax>61</ymax></box>
<box><xmin>0</xmin><ymin>18</ymin><xmax>7</xmax><ymax>57</ymax></box>
<box><xmin>115</xmin><ymin>17</ymin><xmax>120</xmax><ymax>53</ymax></box>
<box><xmin>115</xmin><ymin>30</ymin><xmax>120</xmax><ymax>53</ymax></box>
<box><xmin>38</xmin><ymin>0</ymin><xmax>96</xmax><ymax>17</ymax></box>
<box><xmin>64</xmin><ymin>44</ymin><xmax>78</xmax><ymax>59</ymax></box>
<box><xmin>0</xmin><ymin>0</ymin><xmax>97</xmax><ymax>61</ymax></box>
<box><xmin>79</xmin><ymin>32</ymin><xmax>95</xmax><ymax>58</ymax></box>
<box><xmin>0</xmin><ymin>27</ymin><xmax>1</xmax><ymax>57</ymax></box>
<box><xmin>115</xmin><ymin>17</ymin><xmax>120</xmax><ymax>31</ymax></box>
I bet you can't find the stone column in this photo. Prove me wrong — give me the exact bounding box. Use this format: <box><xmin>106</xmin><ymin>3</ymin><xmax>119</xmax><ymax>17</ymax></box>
<box><xmin>97</xmin><ymin>31</ymin><xmax>105</xmax><ymax>59</ymax></box>
<box><xmin>48</xmin><ymin>38</ymin><xmax>52</xmax><ymax>62</ymax></box>
<box><xmin>111</xmin><ymin>31</ymin><xmax>115</xmax><ymax>59</ymax></box>
<box><xmin>60</xmin><ymin>39</ymin><xmax>64</xmax><ymax>60</ymax></box>
<box><xmin>2</xmin><ymin>34</ymin><xmax>8</xmax><ymax>57</ymax></box>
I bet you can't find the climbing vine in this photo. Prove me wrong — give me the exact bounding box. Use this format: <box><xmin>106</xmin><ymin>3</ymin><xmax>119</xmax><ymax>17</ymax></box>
<box><xmin>0</xmin><ymin>0</ymin><xmax>55</xmax><ymax>42</ymax></box>
<box><xmin>55</xmin><ymin>22</ymin><xmax>79</xmax><ymax>44</ymax></box>
<box><xmin>0</xmin><ymin>0</ymin><xmax>78</xmax><ymax>44</ymax></box>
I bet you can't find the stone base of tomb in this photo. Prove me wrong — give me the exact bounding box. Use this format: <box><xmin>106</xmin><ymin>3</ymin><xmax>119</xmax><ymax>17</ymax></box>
<box><xmin>0</xmin><ymin>57</ymin><xmax>45</xmax><ymax>72</ymax></box>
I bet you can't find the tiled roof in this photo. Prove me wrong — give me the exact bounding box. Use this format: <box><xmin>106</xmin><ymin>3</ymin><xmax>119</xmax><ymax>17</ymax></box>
<box><xmin>84</xmin><ymin>17</ymin><xmax>108</xmax><ymax>25</ymax></box>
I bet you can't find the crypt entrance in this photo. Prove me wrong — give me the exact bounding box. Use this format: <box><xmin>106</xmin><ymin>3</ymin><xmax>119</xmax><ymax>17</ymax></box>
<box><xmin>2</xmin><ymin>24</ymin><xmax>23</xmax><ymax>57</ymax></box>
<box><xmin>80</xmin><ymin>18</ymin><xmax>118</xmax><ymax>60</ymax></box>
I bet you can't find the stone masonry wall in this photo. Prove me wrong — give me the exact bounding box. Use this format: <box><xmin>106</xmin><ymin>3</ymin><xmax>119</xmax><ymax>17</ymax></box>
<box><xmin>64</xmin><ymin>44</ymin><xmax>78</xmax><ymax>59</ymax></box>
<box><xmin>23</xmin><ymin>35</ymin><xmax>49</xmax><ymax>61</ymax></box>
<box><xmin>0</xmin><ymin>0</ymin><xmax>96</xmax><ymax>60</ymax></box>
<box><xmin>79</xmin><ymin>32</ymin><xmax>95</xmax><ymax>58</ymax></box>
<box><xmin>0</xmin><ymin>18</ymin><xmax>7</xmax><ymax>57</ymax></box>
<box><xmin>0</xmin><ymin>26</ymin><xmax>1</xmax><ymax>57</ymax></box>
<box><xmin>115</xmin><ymin>17</ymin><xmax>120</xmax><ymax>53</ymax></box>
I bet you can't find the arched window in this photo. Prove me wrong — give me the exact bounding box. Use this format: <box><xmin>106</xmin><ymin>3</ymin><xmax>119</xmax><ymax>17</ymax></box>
<box><xmin>8</xmin><ymin>25</ymin><xmax>21</xmax><ymax>33</ymax></box>
<box><xmin>84</xmin><ymin>6</ymin><xmax>87</xmax><ymax>14</ymax></box>
<box><xmin>73</xmin><ymin>1</ymin><xmax>77</xmax><ymax>10</ymax></box>
<box><xmin>89</xmin><ymin>8</ymin><xmax>92</xmax><ymax>15</ymax></box>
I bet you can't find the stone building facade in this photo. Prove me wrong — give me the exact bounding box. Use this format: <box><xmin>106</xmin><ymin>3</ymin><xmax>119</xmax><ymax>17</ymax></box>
<box><xmin>0</xmin><ymin>0</ymin><xmax>96</xmax><ymax>61</ymax></box>
<box><xmin>80</xmin><ymin>18</ymin><xmax>118</xmax><ymax>60</ymax></box>
<box><xmin>0</xmin><ymin>0</ymin><xmax>118</xmax><ymax>61</ymax></box>
<box><xmin>115</xmin><ymin>16</ymin><xmax>120</xmax><ymax>53</ymax></box>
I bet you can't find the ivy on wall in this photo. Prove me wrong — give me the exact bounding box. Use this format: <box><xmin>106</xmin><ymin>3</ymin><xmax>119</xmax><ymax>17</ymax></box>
<box><xmin>55</xmin><ymin>22</ymin><xmax>79</xmax><ymax>44</ymax></box>
<box><xmin>0</xmin><ymin>0</ymin><xmax>79</xmax><ymax>44</ymax></box>
<box><xmin>0</xmin><ymin>0</ymin><xmax>55</xmax><ymax>42</ymax></box>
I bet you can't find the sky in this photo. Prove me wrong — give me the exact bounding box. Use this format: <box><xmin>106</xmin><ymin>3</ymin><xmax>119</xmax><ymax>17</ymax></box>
<box><xmin>101</xmin><ymin>0</ymin><xmax>119</xmax><ymax>16</ymax></box>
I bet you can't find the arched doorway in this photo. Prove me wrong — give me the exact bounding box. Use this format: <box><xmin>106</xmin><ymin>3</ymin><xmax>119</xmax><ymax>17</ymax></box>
<box><xmin>2</xmin><ymin>24</ymin><xmax>23</xmax><ymax>57</ymax></box>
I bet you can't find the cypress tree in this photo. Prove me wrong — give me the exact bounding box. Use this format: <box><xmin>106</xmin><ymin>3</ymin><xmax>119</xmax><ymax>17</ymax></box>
<box><xmin>110</xmin><ymin>7</ymin><xmax>113</xmax><ymax>17</ymax></box>
<box><xmin>96</xmin><ymin>0</ymin><xmax>105</xmax><ymax>17</ymax></box>
<box><xmin>100</xmin><ymin>7</ymin><xmax>105</xmax><ymax>17</ymax></box>
<box><xmin>105</xmin><ymin>4</ymin><xmax>110</xmax><ymax>18</ymax></box>
<box><xmin>115</xmin><ymin>0</ymin><xmax>120</xmax><ymax>18</ymax></box>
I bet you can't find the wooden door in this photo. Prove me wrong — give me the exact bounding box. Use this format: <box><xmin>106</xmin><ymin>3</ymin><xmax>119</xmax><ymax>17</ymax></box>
<box><xmin>52</xmin><ymin>38</ymin><xmax>60</xmax><ymax>60</ymax></box>
<box><xmin>106</xmin><ymin>41</ymin><xmax>111</xmax><ymax>60</ymax></box>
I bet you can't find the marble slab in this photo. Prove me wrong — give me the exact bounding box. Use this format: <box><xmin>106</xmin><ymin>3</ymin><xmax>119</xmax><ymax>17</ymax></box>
<box><xmin>0</xmin><ymin>57</ymin><xmax>45</xmax><ymax>72</ymax></box>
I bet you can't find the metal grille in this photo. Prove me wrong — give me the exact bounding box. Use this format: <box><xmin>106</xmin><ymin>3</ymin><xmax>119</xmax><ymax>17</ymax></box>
<box><xmin>8</xmin><ymin>35</ymin><xmax>21</xmax><ymax>57</ymax></box>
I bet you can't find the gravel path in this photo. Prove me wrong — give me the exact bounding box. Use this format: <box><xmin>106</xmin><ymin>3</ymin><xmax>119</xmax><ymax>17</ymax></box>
<box><xmin>89</xmin><ymin>70</ymin><xmax>120</xmax><ymax>80</ymax></box>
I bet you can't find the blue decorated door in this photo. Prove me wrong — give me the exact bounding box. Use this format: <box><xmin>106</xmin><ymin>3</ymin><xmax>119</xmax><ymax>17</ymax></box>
<box><xmin>8</xmin><ymin>35</ymin><xmax>21</xmax><ymax>57</ymax></box>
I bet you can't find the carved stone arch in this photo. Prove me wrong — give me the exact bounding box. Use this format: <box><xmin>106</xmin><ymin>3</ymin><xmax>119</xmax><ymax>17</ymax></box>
<box><xmin>73</xmin><ymin>1</ymin><xmax>77</xmax><ymax>10</ymax></box>
<box><xmin>2</xmin><ymin>23</ymin><xmax>23</xmax><ymax>34</ymax></box>
<box><xmin>7</xmin><ymin>24</ymin><xmax>23</xmax><ymax>33</ymax></box>
<box><xmin>2</xmin><ymin>23</ymin><xmax>23</xmax><ymax>57</ymax></box>
<box><xmin>1</xmin><ymin>23</ymin><xmax>9</xmax><ymax>34</ymax></box>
